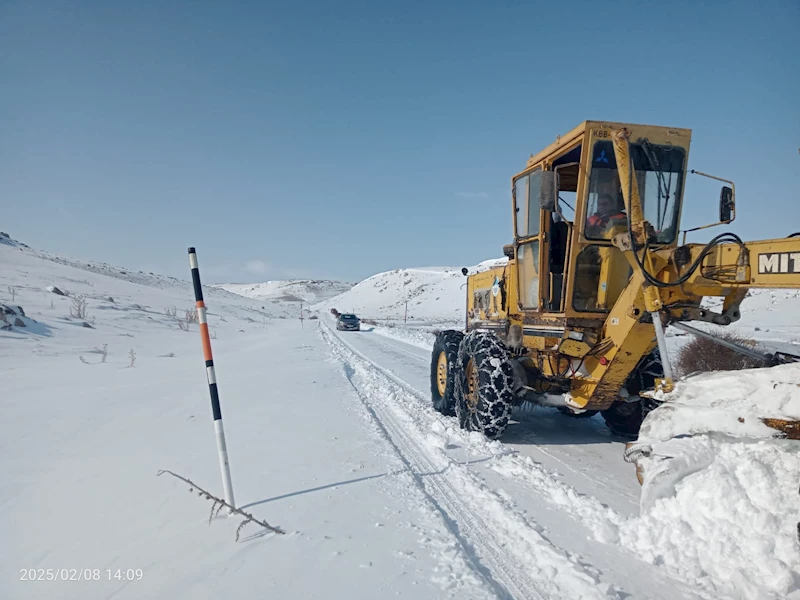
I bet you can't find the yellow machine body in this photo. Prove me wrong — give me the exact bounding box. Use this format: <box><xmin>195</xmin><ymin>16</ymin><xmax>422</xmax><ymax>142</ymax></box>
<box><xmin>463</xmin><ymin>120</ymin><xmax>800</xmax><ymax>412</ymax></box>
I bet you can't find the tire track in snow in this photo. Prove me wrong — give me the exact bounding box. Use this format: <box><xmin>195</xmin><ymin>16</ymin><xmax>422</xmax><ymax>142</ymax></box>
<box><xmin>348</xmin><ymin>329</ymin><xmax>642</xmax><ymax>514</ymax></box>
<box><xmin>325</xmin><ymin>324</ymin><xmax>714</xmax><ymax>600</ymax></box>
<box><xmin>321</xmin><ymin>322</ymin><xmax>618</xmax><ymax>600</ymax></box>
<box><xmin>337</xmin><ymin>355</ymin><xmax>515</xmax><ymax>600</ymax></box>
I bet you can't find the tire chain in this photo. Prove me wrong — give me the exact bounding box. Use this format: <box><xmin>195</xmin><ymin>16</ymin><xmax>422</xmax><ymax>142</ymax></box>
<box><xmin>454</xmin><ymin>330</ymin><xmax>516</xmax><ymax>440</ymax></box>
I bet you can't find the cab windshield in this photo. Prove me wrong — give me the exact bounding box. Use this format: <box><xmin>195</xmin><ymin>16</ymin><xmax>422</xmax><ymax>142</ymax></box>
<box><xmin>585</xmin><ymin>140</ymin><xmax>686</xmax><ymax>244</ymax></box>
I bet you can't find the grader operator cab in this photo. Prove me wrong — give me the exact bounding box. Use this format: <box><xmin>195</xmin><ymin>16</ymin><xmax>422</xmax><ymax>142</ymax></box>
<box><xmin>431</xmin><ymin>120</ymin><xmax>800</xmax><ymax>440</ymax></box>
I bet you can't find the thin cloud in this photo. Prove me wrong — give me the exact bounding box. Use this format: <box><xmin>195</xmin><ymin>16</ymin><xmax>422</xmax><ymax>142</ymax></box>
<box><xmin>244</xmin><ymin>260</ymin><xmax>270</xmax><ymax>275</ymax></box>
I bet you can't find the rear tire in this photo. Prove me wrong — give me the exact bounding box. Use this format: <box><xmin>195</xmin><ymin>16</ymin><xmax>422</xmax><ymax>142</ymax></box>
<box><xmin>430</xmin><ymin>330</ymin><xmax>464</xmax><ymax>416</ymax></box>
<box><xmin>626</xmin><ymin>347</ymin><xmax>664</xmax><ymax>396</ymax></box>
<box><xmin>601</xmin><ymin>401</ymin><xmax>646</xmax><ymax>437</ymax></box>
<box><xmin>602</xmin><ymin>348</ymin><xmax>664</xmax><ymax>437</ymax></box>
<box><xmin>454</xmin><ymin>330</ymin><xmax>515</xmax><ymax>440</ymax></box>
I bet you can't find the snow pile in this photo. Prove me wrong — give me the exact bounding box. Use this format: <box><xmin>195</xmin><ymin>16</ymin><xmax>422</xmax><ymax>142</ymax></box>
<box><xmin>620</xmin><ymin>363</ymin><xmax>800</xmax><ymax>599</ymax></box>
<box><xmin>313</xmin><ymin>258</ymin><xmax>507</xmax><ymax>322</ymax></box>
<box><xmin>639</xmin><ymin>362</ymin><xmax>800</xmax><ymax>442</ymax></box>
<box><xmin>215</xmin><ymin>279</ymin><xmax>353</xmax><ymax>304</ymax></box>
<box><xmin>620</xmin><ymin>438</ymin><xmax>800</xmax><ymax>599</ymax></box>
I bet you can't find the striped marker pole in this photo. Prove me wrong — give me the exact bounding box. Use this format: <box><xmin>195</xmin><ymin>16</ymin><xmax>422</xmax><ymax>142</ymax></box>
<box><xmin>188</xmin><ymin>247</ymin><xmax>235</xmax><ymax>510</ymax></box>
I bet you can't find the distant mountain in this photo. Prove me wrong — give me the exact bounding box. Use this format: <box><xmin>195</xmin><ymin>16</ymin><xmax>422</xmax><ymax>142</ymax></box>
<box><xmin>214</xmin><ymin>280</ymin><xmax>354</xmax><ymax>305</ymax></box>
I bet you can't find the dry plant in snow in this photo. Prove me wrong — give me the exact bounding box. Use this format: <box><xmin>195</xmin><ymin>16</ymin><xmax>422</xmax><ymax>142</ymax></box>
<box><xmin>157</xmin><ymin>470</ymin><xmax>284</xmax><ymax>540</ymax></box>
<box><xmin>70</xmin><ymin>295</ymin><xmax>88</xmax><ymax>319</ymax></box>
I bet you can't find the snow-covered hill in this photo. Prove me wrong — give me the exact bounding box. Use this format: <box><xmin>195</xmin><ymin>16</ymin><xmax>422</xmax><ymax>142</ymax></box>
<box><xmin>312</xmin><ymin>258</ymin><xmax>508</xmax><ymax>324</ymax></box>
<box><xmin>214</xmin><ymin>279</ymin><xmax>353</xmax><ymax>305</ymax></box>
<box><xmin>702</xmin><ymin>288</ymin><xmax>800</xmax><ymax>346</ymax></box>
<box><xmin>0</xmin><ymin>233</ymin><xmax>305</xmax><ymax>322</ymax></box>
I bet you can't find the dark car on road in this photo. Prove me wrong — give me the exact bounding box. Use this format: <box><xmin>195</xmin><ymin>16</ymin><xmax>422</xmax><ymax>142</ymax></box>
<box><xmin>336</xmin><ymin>313</ymin><xmax>361</xmax><ymax>331</ymax></box>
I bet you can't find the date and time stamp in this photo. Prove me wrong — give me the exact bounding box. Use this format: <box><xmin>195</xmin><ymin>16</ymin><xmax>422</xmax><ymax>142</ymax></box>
<box><xmin>20</xmin><ymin>568</ymin><xmax>144</xmax><ymax>582</ymax></box>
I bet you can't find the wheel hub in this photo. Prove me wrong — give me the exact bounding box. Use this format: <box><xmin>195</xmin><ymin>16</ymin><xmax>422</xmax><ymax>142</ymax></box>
<box><xmin>436</xmin><ymin>351</ymin><xmax>448</xmax><ymax>396</ymax></box>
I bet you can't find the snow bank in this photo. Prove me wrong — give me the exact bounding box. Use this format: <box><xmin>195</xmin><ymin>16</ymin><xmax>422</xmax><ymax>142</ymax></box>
<box><xmin>370</xmin><ymin>324</ymin><xmax>438</xmax><ymax>351</ymax></box>
<box><xmin>621</xmin><ymin>437</ymin><xmax>800</xmax><ymax>599</ymax></box>
<box><xmin>492</xmin><ymin>364</ymin><xmax>800</xmax><ymax>599</ymax></box>
<box><xmin>639</xmin><ymin>362</ymin><xmax>800</xmax><ymax>442</ymax></box>
<box><xmin>621</xmin><ymin>363</ymin><xmax>800</xmax><ymax>599</ymax></box>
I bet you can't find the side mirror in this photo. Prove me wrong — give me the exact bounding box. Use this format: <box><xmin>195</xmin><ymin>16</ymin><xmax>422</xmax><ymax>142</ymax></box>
<box><xmin>538</xmin><ymin>172</ymin><xmax>557</xmax><ymax>210</ymax></box>
<box><xmin>461</xmin><ymin>267</ymin><xmax>469</xmax><ymax>276</ymax></box>
<box><xmin>719</xmin><ymin>186</ymin><xmax>734</xmax><ymax>223</ymax></box>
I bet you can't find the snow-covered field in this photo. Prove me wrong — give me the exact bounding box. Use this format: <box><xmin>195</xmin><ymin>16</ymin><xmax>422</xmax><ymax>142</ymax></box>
<box><xmin>3</xmin><ymin>234</ymin><xmax>799</xmax><ymax>600</ymax></box>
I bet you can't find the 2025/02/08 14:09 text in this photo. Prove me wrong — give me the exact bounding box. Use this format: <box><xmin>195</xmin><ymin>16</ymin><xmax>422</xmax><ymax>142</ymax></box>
<box><xmin>20</xmin><ymin>568</ymin><xmax>144</xmax><ymax>582</ymax></box>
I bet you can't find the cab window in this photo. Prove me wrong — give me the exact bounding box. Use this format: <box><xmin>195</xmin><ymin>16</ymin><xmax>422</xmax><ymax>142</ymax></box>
<box><xmin>514</xmin><ymin>169</ymin><xmax>541</xmax><ymax>238</ymax></box>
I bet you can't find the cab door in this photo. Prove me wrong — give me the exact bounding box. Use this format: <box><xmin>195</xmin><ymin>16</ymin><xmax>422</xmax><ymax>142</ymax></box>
<box><xmin>513</xmin><ymin>168</ymin><xmax>544</xmax><ymax>312</ymax></box>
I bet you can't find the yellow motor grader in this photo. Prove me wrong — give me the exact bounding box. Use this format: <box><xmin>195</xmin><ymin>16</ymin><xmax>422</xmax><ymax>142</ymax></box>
<box><xmin>430</xmin><ymin>120</ymin><xmax>800</xmax><ymax>439</ymax></box>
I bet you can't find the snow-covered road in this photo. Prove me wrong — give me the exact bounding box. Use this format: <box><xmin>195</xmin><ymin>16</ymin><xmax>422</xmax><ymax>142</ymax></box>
<box><xmin>322</xmin><ymin>319</ymin><xmax>712</xmax><ymax>600</ymax></box>
<box><xmin>332</xmin><ymin>323</ymin><xmax>642</xmax><ymax>515</ymax></box>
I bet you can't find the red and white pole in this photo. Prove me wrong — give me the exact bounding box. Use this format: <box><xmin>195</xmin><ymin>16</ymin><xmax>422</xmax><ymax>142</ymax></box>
<box><xmin>188</xmin><ymin>247</ymin><xmax>235</xmax><ymax>509</ymax></box>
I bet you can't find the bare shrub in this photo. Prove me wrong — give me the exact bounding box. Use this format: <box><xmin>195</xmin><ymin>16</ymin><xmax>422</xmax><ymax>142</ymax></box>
<box><xmin>674</xmin><ymin>329</ymin><xmax>764</xmax><ymax>378</ymax></box>
<box><xmin>50</xmin><ymin>299</ymin><xmax>55</xmax><ymax>310</ymax></box>
<box><xmin>70</xmin><ymin>295</ymin><xmax>88</xmax><ymax>319</ymax></box>
<box><xmin>128</xmin><ymin>349</ymin><xmax>136</xmax><ymax>367</ymax></box>
<box><xmin>165</xmin><ymin>306</ymin><xmax>177</xmax><ymax>317</ymax></box>
<box><xmin>8</xmin><ymin>286</ymin><xmax>15</xmax><ymax>302</ymax></box>
<box><xmin>79</xmin><ymin>356</ymin><xmax>90</xmax><ymax>364</ymax></box>
<box><xmin>100</xmin><ymin>344</ymin><xmax>108</xmax><ymax>363</ymax></box>
<box><xmin>185</xmin><ymin>308</ymin><xmax>198</xmax><ymax>325</ymax></box>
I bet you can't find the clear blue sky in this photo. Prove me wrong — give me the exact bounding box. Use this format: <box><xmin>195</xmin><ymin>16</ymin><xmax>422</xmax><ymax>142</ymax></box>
<box><xmin>2</xmin><ymin>0</ymin><xmax>798</xmax><ymax>284</ymax></box>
